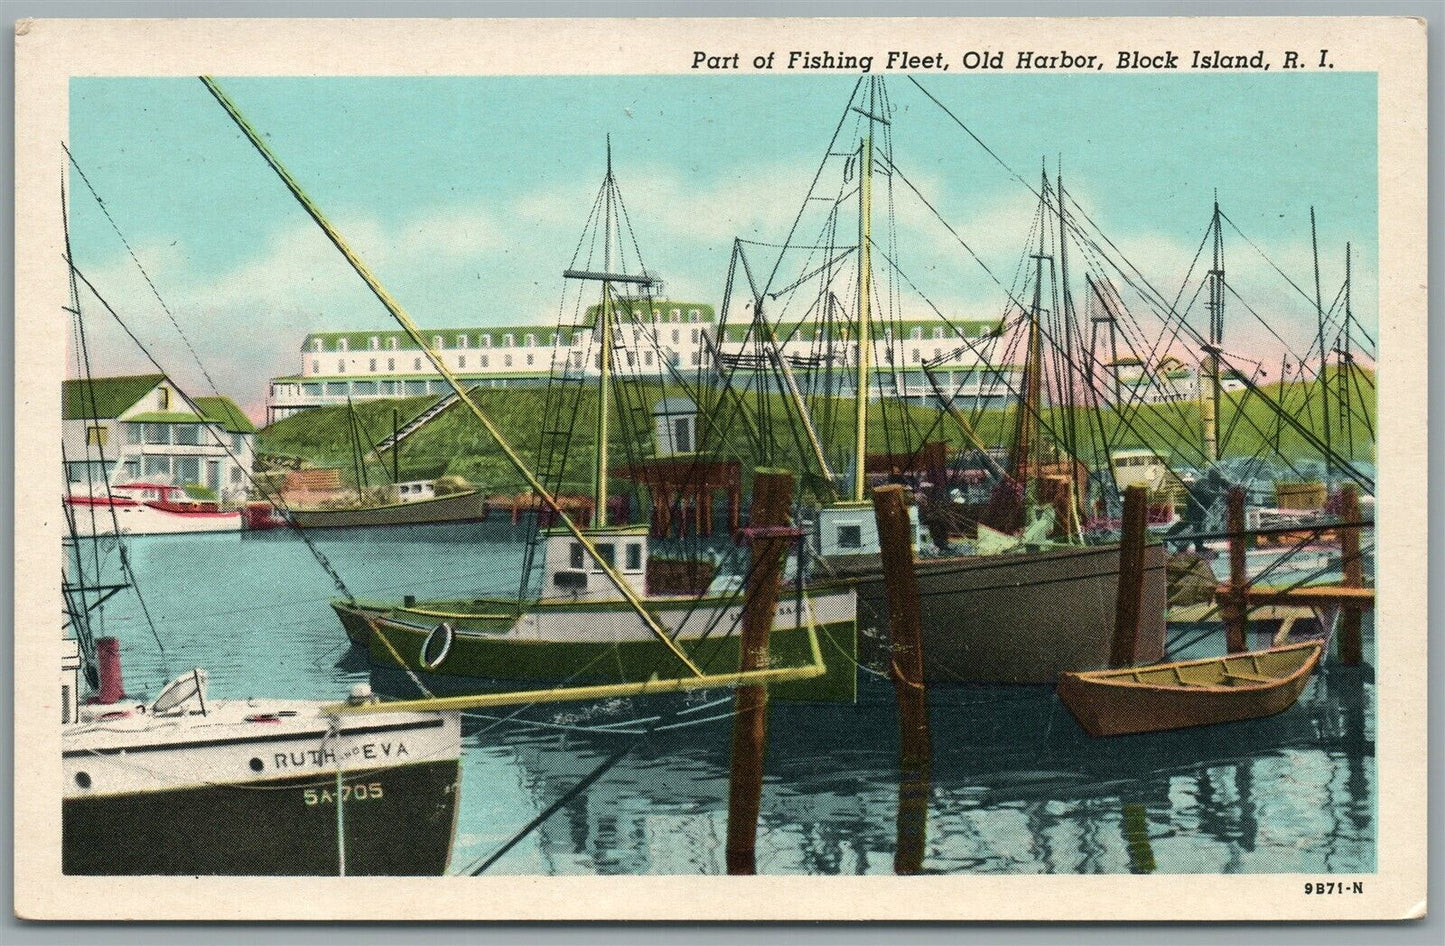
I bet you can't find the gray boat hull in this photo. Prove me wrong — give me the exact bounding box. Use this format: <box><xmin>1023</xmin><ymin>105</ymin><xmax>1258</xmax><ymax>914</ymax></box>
<box><xmin>846</xmin><ymin>542</ymin><xmax>1168</xmax><ymax>685</ymax></box>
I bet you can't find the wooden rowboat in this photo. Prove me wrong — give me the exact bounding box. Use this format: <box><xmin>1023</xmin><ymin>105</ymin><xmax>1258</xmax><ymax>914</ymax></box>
<box><xmin>1056</xmin><ymin>641</ymin><xmax>1323</xmax><ymax>737</ymax></box>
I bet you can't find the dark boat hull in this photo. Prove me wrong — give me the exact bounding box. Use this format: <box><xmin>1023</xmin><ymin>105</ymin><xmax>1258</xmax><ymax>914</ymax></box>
<box><xmin>848</xmin><ymin>542</ymin><xmax>1168</xmax><ymax>685</ymax></box>
<box><xmin>63</xmin><ymin>758</ymin><xmax>460</xmax><ymax>875</ymax></box>
<box><xmin>289</xmin><ymin>490</ymin><xmax>489</xmax><ymax>529</ymax></box>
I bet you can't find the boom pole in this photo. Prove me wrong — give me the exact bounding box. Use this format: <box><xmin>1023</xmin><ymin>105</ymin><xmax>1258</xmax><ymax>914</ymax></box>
<box><xmin>201</xmin><ymin>76</ymin><xmax>702</xmax><ymax>678</ymax></box>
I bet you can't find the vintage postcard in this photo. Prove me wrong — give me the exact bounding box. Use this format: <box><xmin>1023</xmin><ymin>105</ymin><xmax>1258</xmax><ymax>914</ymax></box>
<box><xmin>13</xmin><ymin>16</ymin><xmax>1426</xmax><ymax>920</ymax></box>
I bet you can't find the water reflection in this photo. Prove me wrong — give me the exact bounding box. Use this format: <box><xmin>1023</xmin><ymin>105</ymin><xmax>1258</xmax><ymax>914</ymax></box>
<box><xmin>72</xmin><ymin>528</ymin><xmax>1376</xmax><ymax>877</ymax></box>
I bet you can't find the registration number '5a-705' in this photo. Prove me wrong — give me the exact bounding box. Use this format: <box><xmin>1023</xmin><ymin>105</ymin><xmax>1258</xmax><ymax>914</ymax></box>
<box><xmin>303</xmin><ymin>782</ymin><xmax>385</xmax><ymax>806</ymax></box>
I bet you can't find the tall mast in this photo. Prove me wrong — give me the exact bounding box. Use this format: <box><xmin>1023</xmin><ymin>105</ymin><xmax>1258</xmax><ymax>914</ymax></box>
<box><xmin>1057</xmin><ymin>163</ymin><xmax>1078</xmax><ymax>469</ymax></box>
<box><xmin>1310</xmin><ymin>206</ymin><xmax>1331</xmax><ymax>478</ymax></box>
<box><xmin>594</xmin><ymin>137</ymin><xmax>614</xmax><ymax>527</ymax></box>
<box><xmin>1202</xmin><ymin>196</ymin><xmax>1224</xmax><ymax>463</ymax></box>
<box><xmin>1012</xmin><ymin>165</ymin><xmax>1048</xmax><ymax>508</ymax></box>
<box><xmin>852</xmin><ymin>84</ymin><xmax>875</xmax><ymax>503</ymax></box>
<box><xmin>1342</xmin><ymin>242</ymin><xmax>1354</xmax><ymax>459</ymax></box>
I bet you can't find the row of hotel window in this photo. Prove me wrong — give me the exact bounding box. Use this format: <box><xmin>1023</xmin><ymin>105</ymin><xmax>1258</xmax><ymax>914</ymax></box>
<box><xmin>309</xmin><ymin>347</ymin><xmax>698</xmax><ymax>376</ymax></box>
<box><xmin>313</xmin><ymin>316</ymin><xmax>706</xmax><ymax>354</ymax></box>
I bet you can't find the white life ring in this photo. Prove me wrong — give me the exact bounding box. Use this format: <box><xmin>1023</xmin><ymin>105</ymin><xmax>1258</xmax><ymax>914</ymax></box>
<box><xmin>419</xmin><ymin>622</ymin><xmax>454</xmax><ymax>670</ymax></box>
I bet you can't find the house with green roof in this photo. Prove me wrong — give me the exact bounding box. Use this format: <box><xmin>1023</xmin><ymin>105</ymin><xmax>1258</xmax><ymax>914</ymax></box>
<box><xmin>63</xmin><ymin>373</ymin><xmax>256</xmax><ymax>500</ymax></box>
<box><xmin>266</xmin><ymin>301</ymin><xmax>719</xmax><ymax>422</ymax></box>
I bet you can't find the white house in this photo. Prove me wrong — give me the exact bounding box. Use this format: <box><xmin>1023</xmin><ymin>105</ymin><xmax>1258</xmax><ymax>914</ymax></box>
<box><xmin>63</xmin><ymin>373</ymin><xmax>257</xmax><ymax>502</ymax></box>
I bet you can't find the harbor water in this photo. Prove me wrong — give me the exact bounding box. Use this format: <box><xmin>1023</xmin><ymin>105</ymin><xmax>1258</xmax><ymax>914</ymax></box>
<box><xmin>73</xmin><ymin>520</ymin><xmax>1375</xmax><ymax>876</ymax></box>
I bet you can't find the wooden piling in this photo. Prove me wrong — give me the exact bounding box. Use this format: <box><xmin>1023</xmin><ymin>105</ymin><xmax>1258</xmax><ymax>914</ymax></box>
<box><xmin>1224</xmin><ymin>487</ymin><xmax>1249</xmax><ymax>653</ymax></box>
<box><xmin>1110</xmin><ymin>485</ymin><xmax>1148</xmax><ymax>668</ymax></box>
<box><xmin>1338</xmin><ymin>484</ymin><xmax>1364</xmax><ymax>666</ymax></box>
<box><xmin>872</xmin><ymin>484</ymin><xmax>931</xmax><ymax>875</ymax></box>
<box><xmin>725</xmin><ymin>468</ymin><xmax>794</xmax><ymax>875</ymax></box>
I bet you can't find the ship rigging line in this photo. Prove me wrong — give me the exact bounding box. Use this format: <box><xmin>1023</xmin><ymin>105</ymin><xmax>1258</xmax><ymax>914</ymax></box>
<box><xmin>63</xmin><ymin>143</ymin><xmax>223</xmax><ymax>397</ymax></box>
<box><xmin>913</xmin><ymin>78</ymin><xmax>1375</xmax><ymax>487</ymax></box>
<box><xmin>65</xmin><ymin>262</ymin><xmax>358</xmax><ymax>604</ymax></box>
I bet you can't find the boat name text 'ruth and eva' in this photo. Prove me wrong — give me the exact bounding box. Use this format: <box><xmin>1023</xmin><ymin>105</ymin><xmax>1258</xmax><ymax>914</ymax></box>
<box><xmin>271</xmin><ymin>739</ymin><xmax>411</xmax><ymax>771</ymax></box>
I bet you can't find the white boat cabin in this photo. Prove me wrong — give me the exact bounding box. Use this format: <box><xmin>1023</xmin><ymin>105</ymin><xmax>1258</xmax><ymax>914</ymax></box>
<box><xmin>541</xmin><ymin>525</ymin><xmax>650</xmax><ymax>602</ymax></box>
<box><xmin>813</xmin><ymin>501</ymin><xmax>923</xmax><ymax>559</ymax></box>
<box><xmin>1110</xmin><ymin>448</ymin><xmax>1172</xmax><ymax>494</ymax></box>
<box><xmin>395</xmin><ymin>480</ymin><xmax>437</xmax><ymax>503</ymax></box>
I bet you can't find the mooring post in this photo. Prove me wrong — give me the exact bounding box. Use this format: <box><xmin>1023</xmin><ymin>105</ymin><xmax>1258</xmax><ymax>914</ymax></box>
<box><xmin>1339</xmin><ymin>484</ymin><xmax>1364</xmax><ymax>666</ymax></box>
<box><xmin>872</xmin><ymin>484</ymin><xmax>931</xmax><ymax>875</ymax></box>
<box><xmin>1224</xmin><ymin>487</ymin><xmax>1249</xmax><ymax>653</ymax></box>
<box><xmin>725</xmin><ymin>468</ymin><xmax>794</xmax><ymax>875</ymax></box>
<box><xmin>1110</xmin><ymin>485</ymin><xmax>1148</xmax><ymax>667</ymax></box>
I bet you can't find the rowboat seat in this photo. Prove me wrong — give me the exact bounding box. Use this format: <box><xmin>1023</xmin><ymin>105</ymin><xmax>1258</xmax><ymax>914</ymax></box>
<box><xmin>1221</xmin><ymin>670</ymin><xmax>1274</xmax><ymax>684</ymax></box>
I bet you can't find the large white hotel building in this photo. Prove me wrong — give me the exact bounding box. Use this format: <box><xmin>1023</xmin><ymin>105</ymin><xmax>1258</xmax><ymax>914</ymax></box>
<box><xmin>265</xmin><ymin>298</ymin><xmax>1020</xmax><ymax>424</ymax></box>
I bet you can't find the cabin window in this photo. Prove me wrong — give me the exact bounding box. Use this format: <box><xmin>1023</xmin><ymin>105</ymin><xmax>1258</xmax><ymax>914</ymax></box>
<box><xmin>337</xmin><ymin>360</ymin><xmax>345</xmax><ymax>372</ymax></box>
<box><xmin>525</xmin><ymin>354</ymin><xmax>534</xmax><ymax>366</ymax></box>
<box><xmin>481</xmin><ymin>355</ymin><xmax>489</xmax><ymax>368</ymax></box>
<box><xmin>144</xmin><ymin>424</ymin><xmax>171</xmax><ymax>445</ymax></box>
<box><xmin>388</xmin><ymin>338</ymin><xmax>398</xmax><ymax>351</ymax></box>
<box><xmin>837</xmin><ymin>524</ymin><xmax>863</xmax><ymax>549</ymax></box>
<box><xmin>143</xmin><ymin>456</ymin><xmax>171</xmax><ymax>476</ymax></box>
<box><xmin>570</xmin><ymin>542</ymin><xmax>584</xmax><ymax>569</ymax></box>
<box><xmin>353</xmin><ymin>381</ymin><xmax>377</xmax><ymax>396</ymax></box>
<box><xmin>386</xmin><ymin>358</ymin><xmax>395</xmax><ymax>372</ymax></box>
<box><xmin>404</xmin><ymin>381</ymin><xmax>427</xmax><ymax>396</ymax></box>
<box><xmin>369</xmin><ymin>337</ymin><xmax>379</xmax><ymax>350</ymax></box>
<box><xmin>525</xmin><ymin>334</ymin><xmax>536</xmax><ymax>347</ymax></box>
<box><xmin>505</xmin><ymin>355</ymin><xmax>513</xmax><ymax>368</ymax></box>
<box><xmin>174</xmin><ymin>424</ymin><xmax>200</xmax><ymax>446</ymax></box>
<box><xmin>124</xmin><ymin>460</ymin><xmax>140</xmax><ymax>479</ymax></box>
<box><xmin>325</xmin><ymin>382</ymin><xmax>348</xmax><ymax>396</ymax></box>
<box><xmin>338</xmin><ymin>339</ymin><xmax>348</xmax><ymax>352</ymax></box>
<box><xmin>86</xmin><ymin>425</ymin><xmax>107</xmax><ymax>447</ymax></box>
<box><xmin>457</xmin><ymin>335</ymin><xmax>468</xmax><ymax>349</ymax></box>
<box><xmin>934</xmin><ymin>327</ymin><xmax>944</xmax><ymax>340</ymax></box>
<box><xmin>414</xmin><ymin>358</ymin><xmax>423</xmax><ymax>371</ymax></box>
<box><xmin>481</xmin><ymin>334</ymin><xmax>491</xmax><ymax>347</ymax></box>
<box><xmin>625</xmin><ymin>543</ymin><xmax>642</xmax><ymax>571</ymax></box>
<box><xmin>369</xmin><ymin>359</ymin><xmax>377</xmax><ymax>372</ymax></box>
<box><xmin>458</xmin><ymin>356</ymin><xmax>466</xmax><ymax>370</ymax></box>
<box><xmin>302</xmin><ymin>382</ymin><xmax>321</xmax><ymax>396</ymax></box>
<box><xmin>503</xmin><ymin>334</ymin><xmax>515</xmax><ymax>347</ymax></box>
<box><xmin>432</xmin><ymin>336</ymin><xmax>444</xmax><ymax>350</ymax></box>
<box><xmin>313</xmin><ymin>339</ymin><xmax>324</xmax><ymax>353</ymax></box>
<box><xmin>312</xmin><ymin>361</ymin><xmax>320</xmax><ymax>374</ymax></box>
<box><xmin>593</xmin><ymin>543</ymin><xmax>616</xmax><ymax>571</ymax></box>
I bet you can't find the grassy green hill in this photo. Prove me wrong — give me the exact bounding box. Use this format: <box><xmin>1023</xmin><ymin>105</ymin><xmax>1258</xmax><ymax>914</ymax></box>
<box><xmin>258</xmin><ymin>369</ymin><xmax>1375</xmax><ymax>494</ymax></box>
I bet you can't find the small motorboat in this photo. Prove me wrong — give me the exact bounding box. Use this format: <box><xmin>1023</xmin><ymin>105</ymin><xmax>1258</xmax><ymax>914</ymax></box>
<box><xmin>1055</xmin><ymin>640</ymin><xmax>1324</xmax><ymax>737</ymax></box>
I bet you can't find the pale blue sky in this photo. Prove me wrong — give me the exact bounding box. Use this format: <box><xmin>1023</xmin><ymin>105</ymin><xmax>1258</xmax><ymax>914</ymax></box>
<box><xmin>66</xmin><ymin>74</ymin><xmax>1378</xmax><ymax>417</ymax></box>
